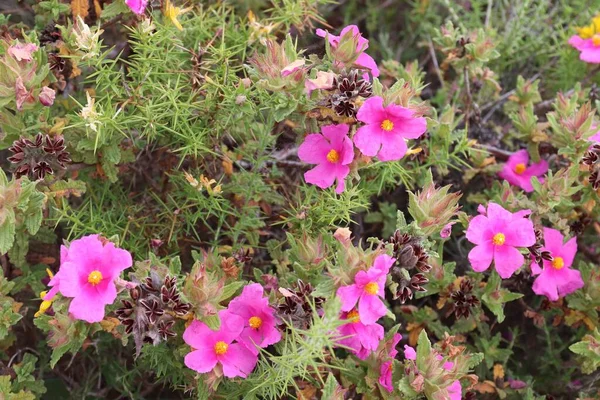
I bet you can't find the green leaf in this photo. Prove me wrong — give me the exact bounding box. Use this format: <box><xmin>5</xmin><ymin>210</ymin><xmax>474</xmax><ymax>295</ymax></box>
<box><xmin>416</xmin><ymin>329</ymin><xmax>432</xmax><ymax>370</ymax></box>
<box><xmin>219</xmin><ymin>280</ymin><xmax>245</xmax><ymax>302</ymax></box>
<box><xmin>0</xmin><ymin>210</ymin><xmax>16</xmax><ymax>254</ymax></box>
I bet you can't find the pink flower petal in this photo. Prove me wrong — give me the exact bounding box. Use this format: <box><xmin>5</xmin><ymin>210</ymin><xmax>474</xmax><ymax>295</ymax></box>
<box><xmin>334</xmin><ymin>165</ymin><xmax>350</xmax><ymax>193</ymax></box>
<box><xmin>493</xmin><ymin>245</ymin><xmax>525</xmax><ymax>279</ymax></box>
<box><xmin>298</xmin><ymin>134</ymin><xmax>330</xmax><ymax>164</ymax></box>
<box><xmin>355</xmin><ymin>52</ymin><xmax>379</xmax><ymax>78</ymax></box>
<box><xmin>183</xmin><ymin>319</ymin><xmax>217</xmax><ymax>349</ymax></box>
<box><xmin>404</xmin><ymin>345</ymin><xmax>416</xmax><ymax>360</ymax></box>
<box><xmin>542</xmin><ymin>227</ymin><xmax>566</xmax><ymax>255</ymax></box>
<box><xmin>561</xmin><ymin>237</ymin><xmax>578</xmax><ymax>267</ymax></box>
<box><xmin>466</xmin><ymin>215</ymin><xmax>491</xmax><ymax>245</ymax></box>
<box><xmin>219</xmin><ymin>343</ymin><xmax>258</xmax><ymax>378</ymax></box>
<box><xmin>377</xmin><ymin>133</ymin><xmax>408</xmax><ymax>161</ymax></box>
<box><xmin>68</xmin><ymin>290</ymin><xmax>107</xmax><ymax>322</ymax></box>
<box><xmin>356</xmin><ymin>96</ymin><xmax>386</xmax><ymax>125</ymax></box>
<box><xmin>532</xmin><ymin>269</ymin><xmax>560</xmax><ymax>301</ymax></box>
<box><xmin>353</xmin><ymin>123</ymin><xmax>383</xmax><ymax>156</ymax></box>
<box><xmin>468</xmin><ymin>243</ymin><xmax>494</xmax><ymax>272</ymax></box>
<box><xmin>184</xmin><ymin>348</ymin><xmax>218</xmax><ymax>373</ymax></box>
<box><xmin>372</xmin><ymin>254</ymin><xmax>395</xmax><ymax>275</ymax></box>
<box><xmin>557</xmin><ymin>268</ymin><xmax>584</xmax><ymax>298</ymax></box>
<box><xmin>358</xmin><ymin>293</ymin><xmax>386</xmax><ymax>325</ymax></box>
<box><xmin>504</xmin><ymin>218</ymin><xmax>536</xmax><ymax>247</ymax></box>
<box><xmin>580</xmin><ymin>48</ymin><xmax>600</xmax><ymax>63</ymax></box>
<box><xmin>337</xmin><ymin>284</ymin><xmax>362</xmax><ymax>312</ymax></box>
<box><xmin>304</xmin><ymin>163</ymin><xmax>337</xmax><ymax>189</ymax></box>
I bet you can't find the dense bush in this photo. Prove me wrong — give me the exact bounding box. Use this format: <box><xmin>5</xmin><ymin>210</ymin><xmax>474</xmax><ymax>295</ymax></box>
<box><xmin>0</xmin><ymin>0</ymin><xmax>599</xmax><ymax>399</ymax></box>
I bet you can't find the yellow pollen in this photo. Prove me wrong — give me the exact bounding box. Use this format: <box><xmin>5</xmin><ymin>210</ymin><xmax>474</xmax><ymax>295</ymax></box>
<box><xmin>214</xmin><ymin>341</ymin><xmax>228</xmax><ymax>355</ymax></box>
<box><xmin>347</xmin><ymin>310</ymin><xmax>360</xmax><ymax>323</ymax></box>
<box><xmin>364</xmin><ymin>282</ymin><xmax>379</xmax><ymax>295</ymax></box>
<box><xmin>492</xmin><ymin>233</ymin><xmax>506</xmax><ymax>246</ymax></box>
<box><xmin>249</xmin><ymin>316</ymin><xmax>263</xmax><ymax>329</ymax></box>
<box><xmin>514</xmin><ymin>163</ymin><xmax>527</xmax><ymax>175</ymax></box>
<box><xmin>87</xmin><ymin>270</ymin><xmax>103</xmax><ymax>286</ymax></box>
<box><xmin>326</xmin><ymin>149</ymin><xmax>340</xmax><ymax>163</ymax></box>
<box><xmin>593</xmin><ymin>34</ymin><xmax>600</xmax><ymax>47</ymax></box>
<box><xmin>380</xmin><ymin>119</ymin><xmax>394</xmax><ymax>131</ymax></box>
<box><xmin>552</xmin><ymin>256</ymin><xmax>565</xmax><ymax>270</ymax></box>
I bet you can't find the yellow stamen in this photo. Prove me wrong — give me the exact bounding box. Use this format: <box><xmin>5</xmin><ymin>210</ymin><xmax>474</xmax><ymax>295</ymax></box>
<box><xmin>364</xmin><ymin>282</ymin><xmax>379</xmax><ymax>295</ymax></box>
<box><xmin>214</xmin><ymin>341</ymin><xmax>228</xmax><ymax>355</ymax></box>
<box><xmin>380</xmin><ymin>119</ymin><xmax>394</xmax><ymax>131</ymax></box>
<box><xmin>326</xmin><ymin>149</ymin><xmax>340</xmax><ymax>163</ymax></box>
<box><xmin>593</xmin><ymin>34</ymin><xmax>600</xmax><ymax>47</ymax></box>
<box><xmin>577</xmin><ymin>25</ymin><xmax>595</xmax><ymax>40</ymax></box>
<box><xmin>87</xmin><ymin>270</ymin><xmax>103</xmax><ymax>285</ymax></box>
<box><xmin>164</xmin><ymin>0</ymin><xmax>192</xmax><ymax>31</ymax></box>
<box><xmin>552</xmin><ymin>256</ymin><xmax>565</xmax><ymax>270</ymax></box>
<box><xmin>492</xmin><ymin>233</ymin><xmax>506</xmax><ymax>246</ymax></box>
<box><xmin>249</xmin><ymin>316</ymin><xmax>263</xmax><ymax>329</ymax></box>
<box><xmin>514</xmin><ymin>163</ymin><xmax>527</xmax><ymax>175</ymax></box>
<box><xmin>46</xmin><ymin>268</ymin><xmax>54</xmax><ymax>279</ymax></box>
<box><xmin>347</xmin><ymin>310</ymin><xmax>360</xmax><ymax>323</ymax></box>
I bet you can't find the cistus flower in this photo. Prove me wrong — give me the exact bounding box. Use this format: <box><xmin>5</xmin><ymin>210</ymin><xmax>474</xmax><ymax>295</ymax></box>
<box><xmin>183</xmin><ymin>310</ymin><xmax>258</xmax><ymax>378</ymax></box>
<box><xmin>126</xmin><ymin>0</ymin><xmax>149</xmax><ymax>15</ymax></box>
<box><xmin>44</xmin><ymin>234</ymin><xmax>132</xmax><ymax>323</ymax></box>
<box><xmin>39</xmin><ymin>86</ymin><xmax>56</xmax><ymax>107</ymax></box>
<box><xmin>336</xmin><ymin>254</ymin><xmax>394</xmax><ymax>324</ymax></box>
<box><xmin>8</xmin><ymin>133</ymin><xmax>71</xmax><ymax>180</ymax></box>
<box><xmin>277</xmin><ymin>280</ymin><xmax>324</xmax><ymax>330</ymax></box>
<box><xmin>466</xmin><ymin>203</ymin><xmax>536</xmax><ymax>279</ymax></box>
<box><xmin>569</xmin><ymin>16</ymin><xmax>600</xmax><ymax>63</ymax></box>
<box><xmin>531</xmin><ymin>228</ymin><xmax>584</xmax><ymax>301</ymax></box>
<box><xmin>378</xmin><ymin>333</ymin><xmax>401</xmax><ymax>392</ymax></box>
<box><xmin>8</xmin><ymin>42</ymin><xmax>38</xmax><ymax>62</ymax></box>
<box><xmin>298</xmin><ymin>124</ymin><xmax>354</xmax><ymax>193</ymax></box>
<box><xmin>354</xmin><ymin>96</ymin><xmax>427</xmax><ymax>161</ymax></box>
<box><xmin>227</xmin><ymin>283</ymin><xmax>281</xmax><ymax>355</ymax></box>
<box><xmin>498</xmin><ymin>150</ymin><xmax>548</xmax><ymax>192</ymax></box>
<box><xmin>336</xmin><ymin>310</ymin><xmax>384</xmax><ymax>359</ymax></box>
<box><xmin>316</xmin><ymin>25</ymin><xmax>379</xmax><ymax>79</ymax></box>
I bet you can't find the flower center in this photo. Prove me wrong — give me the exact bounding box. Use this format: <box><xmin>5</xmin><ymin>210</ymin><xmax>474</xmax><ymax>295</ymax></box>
<box><xmin>249</xmin><ymin>316</ymin><xmax>263</xmax><ymax>329</ymax></box>
<box><xmin>347</xmin><ymin>310</ymin><xmax>360</xmax><ymax>323</ymax></box>
<box><xmin>214</xmin><ymin>341</ymin><xmax>228</xmax><ymax>355</ymax></box>
<box><xmin>552</xmin><ymin>256</ymin><xmax>565</xmax><ymax>270</ymax></box>
<box><xmin>326</xmin><ymin>149</ymin><xmax>340</xmax><ymax>163</ymax></box>
<box><xmin>364</xmin><ymin>282</ymin><xmax>379</xmax><ymax>295</ymax></box>
<box><xmin>492</xmin><ymin>233</ymin><xmax>506</xmax><ymax>246</ymax></box>
<box><xmin>87</xmin><ymin>270</ymin><xmax>103</xmax><ymax>285</ymax></box>
<box><xmin>593</xmin><ymin>34</ymin><xmax>600</xmax><ymax>47</ymax></box>
<box><xmin>514</xmin><ymin>163</ymin><xmax>527</xmax><ymax>175</ymax></box>
<box><xmin>380</xmin><ymin>119</ymin><xmax>394</xmax><ymax>131</ymax></box>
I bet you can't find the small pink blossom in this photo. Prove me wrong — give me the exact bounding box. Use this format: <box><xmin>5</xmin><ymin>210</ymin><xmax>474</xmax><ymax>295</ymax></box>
<box><xmin>466</xmin><ymin>203</ymin><xmax>536</xmax><ymax>279</ymax></box>
<box><xmin>336</xmin><ymin>254</ymin><xmax>394</xmax><ymax>324</ymax></box>
<box><xmin>45</xmin><ymin>234</ymin><xmax>132</xmax><ymax>323</ymax></box>
<box><xmin>337</xmin><ymin>310</ymin><xmax>384</xmax><ymax>359</ymax></box>
<box><xmin>441</xmin><ymin>222</ymin><xmax>455</xmax><ymax>239</ymax></box>
<box><xmin>531</xmin><ymin>228</ymin><xmax>583</xmax><ymax>301</ymax></box>
<box><xmin>354</xmin><ymin>96</ymin><xmax>427</xmax><ymax>161</ymax></box>
<box><xmin>404</xmin><ymin>344</ymin><xmax>416</xmax><ymax>360</ymax></box>
<box><xmin>227</xmin><ymin>283</ymin><xmax>281</xmax><ymax>355</ymax></box>
<box><xmin>8</xmin><ymin>42</ymin><xmax>38</xmax><ymax>62</ymax></box>
<box><xmin>316</xmin><ymin>25</ymin><xmax>379</xmax><ymax>79</ymax></box>
<box><xmin>125</xmin><ymin>0</ymin><xmax>149</xmax><ymax>15</ymax></box>
<box><xmin>447</xmin><ymin>380</ymin><xmax>462</xmax><ymax>400</ymax></box>
<box><xmin>281</xmin><ymin>59</ymin><xmax>305</xmax><ymax>77</ymax></box>
<box><xmin>378</xmin><ymin>333</ymin><xmax>401</xmax><ymax>392</ymax></box>
<box><xmin>568</xmin><ymin>35</ymin><xmax>600</xmax><ymax>64</ymax></box>
<box><xmin>305</xmin><ymin>70</ymin><xmax>336</xmax><ymax>95</ymax></box>
<box><xmin>498</xmin><ymin>150</ymin><xmax>548</xmax><ymax>192</ymax></box>
<box><xmin>183</xmin><ymin>310</ymin><xmax>258</xmax><ymax>378</ymax></box>
<box><xmin>15</xmin><ymin>77</ymin><xmax>34</xmax><ymax>111</ymax></box>
<box><xmin>39</xmin><ymin>87</ymin><xmax>56</xmax><ymax>107</ymax></box>
<box><xmin>298</xmin><ymin>124</ymin><xmax>354</xmax><ymax>193</ymax></box>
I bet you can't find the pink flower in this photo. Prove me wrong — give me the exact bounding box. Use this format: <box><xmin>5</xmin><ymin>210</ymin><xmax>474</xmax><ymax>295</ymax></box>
<box><xmin>441</xmin><ymin>222</ymin><xmax>455</xmax><ymax>239</ymax></box>
<box><xmin>45</xmin><ymin>234</ymin><xmax>132</xmax><ymax>323</ymax></box>
<box><xmin>498</xmin><ymin>150</ymin><xmax>548</xmax><ymax>192</ymax></box>
<box><xmin>466</xmin><ymin>203</ymin><xmax>536</xmax><ymax>279</ymax></box>
<box><xmin>39</xmin><ymin>87</ymin><xmax>56</xmax><ymax>107</ymax></box>
<box><xmin>281</xmin><ymin>59</ymin><xmax>305</xmax><ymax>77</ymax></box>
<box><xmin>447</xmin><ymin>380</ymin><xmax>462</xmax><ymax>400</ymax></box>
<box><xmin>8</xmin><ymin>43</ymin><xmax>38</xmax><ymax>62</ymax></box>
<box><xmin>336</xmin><ymin>254</ymin><xmax>394</xmax><ymax>324</ymax></box>
<box><xmin>569</xmin><ymin>35</ymin><xmax>600</xmax><ymax>64</ymax></box>
<box><xmin>404</xmin><ymin>345</ymin><xmax>416</xmax><ymax>360</ymax></box>
<box><xmin>531</xmin><ymin>228</ymin><xmax>583</xmax><ymax>301</ymax></box>
<box><xmin>589</xmin><ymin>128</ymin><xmax>600</xmax><ymax>143</ymax></box>
<box><xmin>337</xmin><ymin>310</ymin><xmax>384</xmax><ymax>359</ymax></box>
<box><xmin>305</xmin><ymin>71</ymin><xmax>336</xmax><ymax>95</ymax></box>
<box><xmin>125</xmin><ymin>0</ymin><xmax>149</xmax><ymax>15</ymax></box>
<box><xmin>227</xmin><ymin>283</ymin><xmax>281</xmax><ymax>355</ymax></box>
<box><xmin>183</xmin><ymin>310</ymin><xmax>258</xmax><ymax>378</ymax></box>
<box><xmin>15</xmin><ymin>77</ymin><xmax>34</xmax><ymax>111</ymax></box>
<box><xmin>378</xmin><ymin>333</ymin><xmax>401</xmax><ymax>392</ymax></box>
<box><xmin>298</xmin><ymin>124</ymin><xmax>354</xmax><ymax>193</ymax></box>
<box><xmin>354</xmin><ymin>96</ymin><xmax>427</xmax><ymax>161</ymax></box>
<box><xmin>316</xmin><ymin>25</ymin><xmax>379</xmax><ymax>79</ymax></box>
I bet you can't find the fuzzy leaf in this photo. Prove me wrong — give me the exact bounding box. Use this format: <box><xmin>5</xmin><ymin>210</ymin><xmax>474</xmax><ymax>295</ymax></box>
<box><xmin>0</xmin><ymin>209</ymin><xmax>16</xmax><ymax>255</ymax></box>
